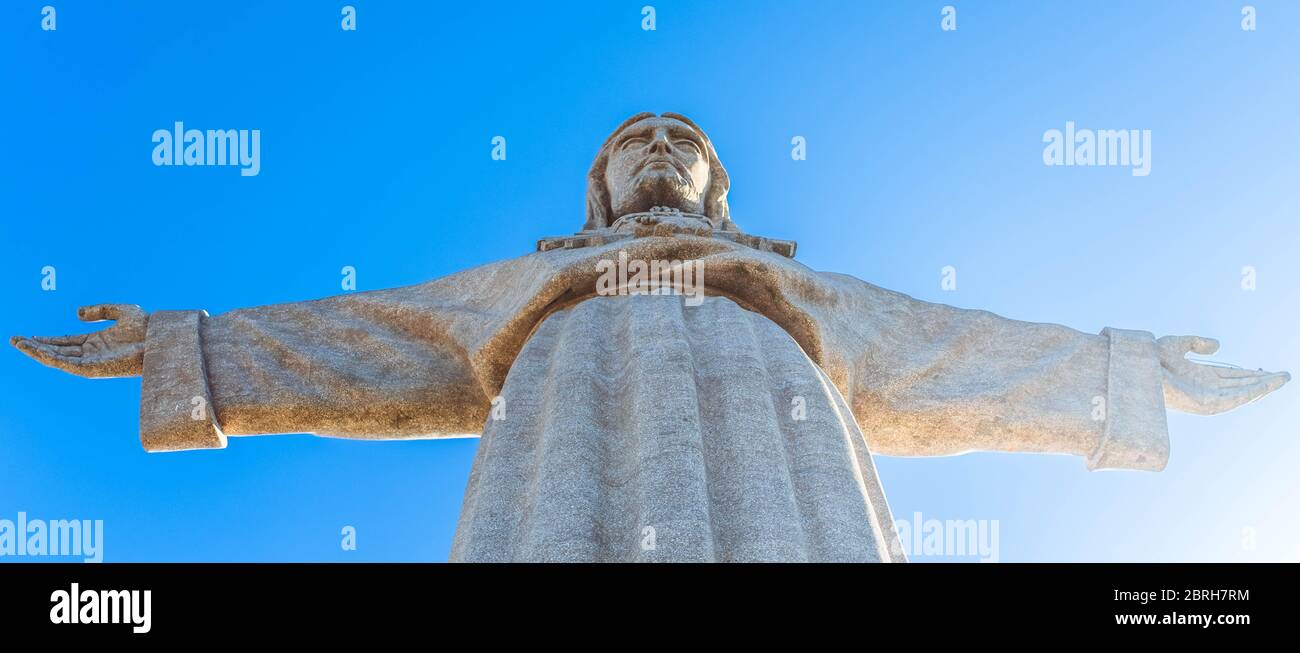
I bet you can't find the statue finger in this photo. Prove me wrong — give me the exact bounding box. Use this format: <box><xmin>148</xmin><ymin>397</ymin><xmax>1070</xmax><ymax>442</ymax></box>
<box><xmin>1212</xmin><ymin>374</ymin><xmax>1272</xmax><ymax>388</ymax></box>
<box><xmin>1258</xmin><ymin>371</ymin><xmax>1290</xmax><ymax>393</ymax></box>
<box><xmin>1159</xmin><ymin>335</ymin><xmax>1218</xmax><ymax>355</ymax></box>
<box><xmin>78</xmin><ymin>303</ymin><xmax>142</xmax><ymax>323</ymax></box>
<box><xmin>32</xmin><ymin>333</ymin><xmax>89</xmax><ymax>346</ymax></box>
<box><xmin>1158</xmin><ymin>335</ymin><xmax>1192</xmax><ymax>358</ymax></box>
<box><xmin>1210</xmin><ymin>365</ymin><xmax>1265</xmax><ymax>379</ymax></box>
<box><xmin>1214</xmin><ymin>373</ymin><xmax>1290</xmax><ymax>409</ymax></box>
<box><xmin>11</xmin><ymin>337</ymin><xmax>86</xmax><ymax>372</ymax></box>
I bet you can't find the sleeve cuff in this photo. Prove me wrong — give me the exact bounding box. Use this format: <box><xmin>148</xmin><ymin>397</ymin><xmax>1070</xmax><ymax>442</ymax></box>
<box><xmin>1087</xmin><ymin>328</ymin><xmax>1169</xmax><ymax>471</ymax></box>
<box><xmin>139</xmin><ymin>310</ymin><xmax>226</xmax><ymax>452</ymax></box>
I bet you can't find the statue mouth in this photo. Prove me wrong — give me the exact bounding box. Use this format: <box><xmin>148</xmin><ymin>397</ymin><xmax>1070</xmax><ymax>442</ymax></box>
<box><xmin>636</xmin><ymin>157</ymin><xmax>685</xmax><ymax>176</ymax></box>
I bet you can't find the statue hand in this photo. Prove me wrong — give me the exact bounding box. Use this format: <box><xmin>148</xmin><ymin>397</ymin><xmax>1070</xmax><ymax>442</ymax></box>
<box><xmin>11</xmin><ymin>304</ymin><xmax>148</xmax><ymax>378</ymax></box>
<box><xmin>611</xmin><ymin>211</ymin><xmax>713</xmax><ymax>237</ymax></box>
<box><xmin>1158</xmin><ymin>335</ymin><xmax>1290</xmax><ymax>415</ymax></box>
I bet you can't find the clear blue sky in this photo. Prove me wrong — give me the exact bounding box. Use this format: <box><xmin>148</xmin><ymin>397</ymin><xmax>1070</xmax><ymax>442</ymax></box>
<box><xmin>2</xmin><ymin>1</ymin><xmax>1296</xmax><ymax>562</ymax></box>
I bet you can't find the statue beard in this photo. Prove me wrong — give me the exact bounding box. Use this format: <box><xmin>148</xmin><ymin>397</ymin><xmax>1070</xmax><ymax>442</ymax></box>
<box><xmin>615</xmin><ymin>165</ymin><xmax>705</xmax><ymax>217</ymax></box>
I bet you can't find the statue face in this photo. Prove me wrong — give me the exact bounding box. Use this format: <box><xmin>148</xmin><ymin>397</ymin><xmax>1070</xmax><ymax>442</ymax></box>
<box><xmin>603</xmin><ymin>116</ymin><xmax>712</xmax><ymax>218</ymax></box>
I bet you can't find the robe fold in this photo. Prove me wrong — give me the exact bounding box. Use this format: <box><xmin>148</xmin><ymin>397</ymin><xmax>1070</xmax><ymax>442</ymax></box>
<box><xmin>451</xmin><ymin>294</ymin><xmax>900</xmax><ymax>562</ymax></box>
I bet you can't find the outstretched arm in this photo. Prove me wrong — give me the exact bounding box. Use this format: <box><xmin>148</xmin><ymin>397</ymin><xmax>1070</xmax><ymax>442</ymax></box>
<box><xmin>827</xmin><ymin>276</ymin><xmax>1288</xmax><ymax>471</ymax></box>
<box><xmin>10</xmin><ymin>265</ymin><xmax>536</xmax><ymax>451</ymax></box>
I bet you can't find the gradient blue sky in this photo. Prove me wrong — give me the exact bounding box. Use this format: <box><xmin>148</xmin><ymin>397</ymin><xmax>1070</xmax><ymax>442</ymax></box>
<box><xmin>2</xmin><ymin>1</ymin><xmax>1296</xmax><ymax>562</ymax></box>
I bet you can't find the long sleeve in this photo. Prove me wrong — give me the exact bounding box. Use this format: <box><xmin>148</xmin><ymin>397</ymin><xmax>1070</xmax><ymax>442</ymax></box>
<box><xmin>136</xmin><ymin>252</ymin><xmax>566</xmax><ymax>453</ymax></box>
<box><xmin>825</xmin><ymin>276</ymin><xmax>1169</xmax><ymax>471</ymax></box>
<box><xmin>138</xmin><ymin>291</ymin><xmax>490</xmax><ymax>452</ymax></box>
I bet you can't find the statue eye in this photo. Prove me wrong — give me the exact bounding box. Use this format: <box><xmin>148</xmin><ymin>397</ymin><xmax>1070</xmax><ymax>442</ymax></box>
<box><xmin>674</xmin><ymin>140</ymin><xmax>701</xmax><ymax>153</ymax></box>
<box><xmin>621</xmin><ymin>137</ymin><xmax>647</xmax><ymax>150</ymax></box>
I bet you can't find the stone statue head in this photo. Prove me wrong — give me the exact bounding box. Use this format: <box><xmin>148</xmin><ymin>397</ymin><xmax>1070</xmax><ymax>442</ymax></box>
<box><xmin>585</xmin><ymin>112</ymin><xmax>735</xmax><ymax>231</ymax></box>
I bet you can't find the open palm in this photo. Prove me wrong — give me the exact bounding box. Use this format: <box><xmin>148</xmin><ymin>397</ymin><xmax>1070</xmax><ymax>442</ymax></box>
<box><xmin>11</xmin><ymin>304</ymin><xmax>147</xmax><ymax>378</ymax></box>
<box><xmin>1159</xmin><ymin>335</ymin><xmax>1289</xmax><ymax>415</ymax></box>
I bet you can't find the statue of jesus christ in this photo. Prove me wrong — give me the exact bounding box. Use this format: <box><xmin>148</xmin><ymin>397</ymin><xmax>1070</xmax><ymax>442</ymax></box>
<box><xmin>12</xmin><ymin>112</ymin><xmax>1290</xmax><ymax>562</ymax></box>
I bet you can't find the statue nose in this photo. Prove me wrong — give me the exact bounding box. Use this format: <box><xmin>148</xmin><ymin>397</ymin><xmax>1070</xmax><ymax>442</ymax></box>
<box><xmin>650</xmin><ymin>133</ymin><xmax>672</xmax><ymax>153</ymax></box>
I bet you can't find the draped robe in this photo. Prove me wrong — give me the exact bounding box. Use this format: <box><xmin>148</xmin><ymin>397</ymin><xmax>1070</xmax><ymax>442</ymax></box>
<box><xmin>136</xmin><ymin>233</ymin><xmax>1170</xmax><ymax>562</ymax></box>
